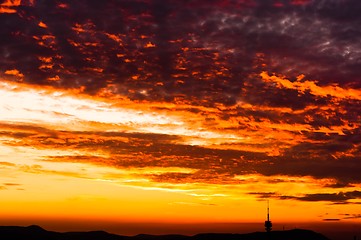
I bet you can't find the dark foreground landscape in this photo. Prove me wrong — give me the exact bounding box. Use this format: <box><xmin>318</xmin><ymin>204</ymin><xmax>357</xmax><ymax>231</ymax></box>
<box><xmin>0</xmin><ymin>225</ymin><xmax>329</xmax><ymax>240</ymax></box>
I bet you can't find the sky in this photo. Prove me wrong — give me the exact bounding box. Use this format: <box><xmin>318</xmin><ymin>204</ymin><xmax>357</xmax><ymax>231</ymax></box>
<box><xmin>0</xmin><ymin>0</ymin><xmax>361</xmax><ymax>236</ymax></box>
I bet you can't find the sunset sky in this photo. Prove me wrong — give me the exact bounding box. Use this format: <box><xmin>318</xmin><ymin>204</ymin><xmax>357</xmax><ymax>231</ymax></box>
<box><xmin>0</xmin><ymin>0</ymin><xmax>361</xmax><ymax>236</ymax></box>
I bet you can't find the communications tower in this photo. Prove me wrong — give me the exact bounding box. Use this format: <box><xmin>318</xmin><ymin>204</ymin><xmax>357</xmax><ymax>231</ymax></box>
<box><xmin>264</xmin><ymin>200</ymin><xmax>272</xmax><ymax>233</ymax></box>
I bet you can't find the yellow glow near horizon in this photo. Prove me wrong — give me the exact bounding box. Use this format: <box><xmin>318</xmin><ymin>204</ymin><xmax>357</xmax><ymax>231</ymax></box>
<box><xmin>1</xmin><ymin>135</ymin><xmax>359</xmax><ymax>224</ymax></box>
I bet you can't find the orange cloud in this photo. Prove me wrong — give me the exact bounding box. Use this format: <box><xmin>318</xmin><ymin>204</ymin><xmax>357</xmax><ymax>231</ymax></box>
<box><xmin>0</xmin><ymin>0</ymin><xmax>20</xmax><ymax>13</ymax></box>
<box><xmin>260</xmin><ymin>72</ymin><xmax>361</xmax><ymax>101</ymax></box>
<box><xmin>145</xmin><ymin>42</ymin><xmax>156</xmax><ymax>48</ymax></box>
<box><xmin>5</xmin><ymin>69</ymin><xmax>24</xmax><ymax>78</ymax></box>
<box><xmin>38</xmin><ymin>21</ymin><xmax>48</xmax><ymax>28</ymax></box>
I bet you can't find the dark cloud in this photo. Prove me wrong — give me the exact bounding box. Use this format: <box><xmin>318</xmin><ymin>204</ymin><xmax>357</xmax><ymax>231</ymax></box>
<box><xmin>1</xmin><ymin>0</ymin><xmax>361</xmax><ymax>197</ymax></box>
<box><xmin>248</xmin><ymin>192</ymin><xmax>276</xmax><ymax>199</ymax></box>
<box><xmin>251</xmin><ymin>190</ymin><xmax>361</xmax><ymax>203</ymax></box>
<box><xmin>282</xmin><ymin>191</ymin><xmax>361</xmax><ymax>203</ymax></box>
<box><xmin>259</xmin><ymin>156</ymin><xmax>361</xmax><ymax>186</ymax></box>
<box><xmin>323</xmin><ymin>218</ymin><xmax>340</xmax><ymax>221</ymax></box>
<box><xmin>341</xmin><ymin>214</ymin><xmax>361</xmax><ymax>219</ymax></box>
<box><xmin>300</xmin><ymin>191</ymin><xmax>361</xmax><ymax>202</ymax></box>
<box><xmin>1</xmin><ymin>0</ymin><xmax>360</xmax><ymax>103</ymax></box>
<box><xmin>323</xmin><ymin>181</ymin><xmax>354</xmax><ymax>189</ymax></box>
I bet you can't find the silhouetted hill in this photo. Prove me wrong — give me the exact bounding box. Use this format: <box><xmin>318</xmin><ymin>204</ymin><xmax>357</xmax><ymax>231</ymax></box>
<box><xmin>134</xmin><ymin>234</ymin><xmax>189</xmax><ymax>240</ymax></box>
<box><xmin>0</xmin><ymin>225</ymin><xmax>61</xmax><ymax>239</ymax></box>
<box><xmin>63</xmin><ymin>230</ymin><xmax>130</xmax><ymax>240</ymax></box>
<box><xmin>192</xmin><ymin>229</ymin><xmax>329</xmax><ymax>240</ymax></box>
<box><xmin>0</xmin><ymin>226</ymin><xmax>128</xmax><ymax>240</ymax></box>
<box><xmin>0</xmin><ymin>225</ymin><xmax>330</xmax><ymax>240</ymax></box>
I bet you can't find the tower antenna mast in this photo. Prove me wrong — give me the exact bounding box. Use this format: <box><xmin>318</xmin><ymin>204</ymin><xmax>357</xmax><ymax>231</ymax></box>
<box><xmin>264</xmin><ymin>200</ymin><xmax>272</xmax><ymax>233</ymax></box>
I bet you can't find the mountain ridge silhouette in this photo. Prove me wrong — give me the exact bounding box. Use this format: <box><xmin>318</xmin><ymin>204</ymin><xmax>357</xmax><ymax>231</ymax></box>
<box><xmin>0</xmin><ymin>225</ymin><xmax>330</xmax><ymax>240</ymax></box>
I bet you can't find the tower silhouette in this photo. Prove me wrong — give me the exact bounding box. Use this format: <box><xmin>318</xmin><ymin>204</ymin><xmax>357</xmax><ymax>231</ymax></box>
<box><xmin>264</xmin><ymin>200</ymin><xmax>272</xmax><ymax>233</ymax></box>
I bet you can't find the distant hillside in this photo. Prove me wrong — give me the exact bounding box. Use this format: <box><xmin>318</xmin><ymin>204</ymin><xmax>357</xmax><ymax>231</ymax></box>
<box><xmin>0</xmin><ymin>225</ymin><xmax>330</xmax><ymax>240</ymax></box>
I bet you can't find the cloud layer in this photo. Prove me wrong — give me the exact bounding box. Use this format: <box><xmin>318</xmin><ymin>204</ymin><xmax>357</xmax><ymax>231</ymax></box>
<box><xmin>0</xmin><ymin>0</ymin><xmax>361</xmax><ymax>213</ymax></box>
